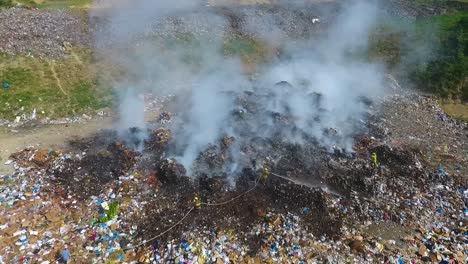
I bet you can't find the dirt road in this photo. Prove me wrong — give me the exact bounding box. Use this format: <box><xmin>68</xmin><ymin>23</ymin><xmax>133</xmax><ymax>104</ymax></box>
<box><xmin>0</xmin><ymin>117</ymin><xmax>113</xmax><ymax>174</ymax></box>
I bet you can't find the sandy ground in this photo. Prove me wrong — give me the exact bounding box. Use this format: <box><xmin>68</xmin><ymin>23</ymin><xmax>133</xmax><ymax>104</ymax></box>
<box><xmin>0</xmin><ymin>117</ymin><xmax>113</xmax><ymax>174</ymax></box>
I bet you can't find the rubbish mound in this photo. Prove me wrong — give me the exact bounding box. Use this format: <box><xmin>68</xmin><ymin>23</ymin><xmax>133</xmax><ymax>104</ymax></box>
<box><xmin>0</xmin><ymin>8</ymin><xmax>89</xmax><ymax>58</ymax></box>
<box><xmin>0</xmin><ymin>92</ymin><xmax>467</xmax><ymax>263</ymax></box>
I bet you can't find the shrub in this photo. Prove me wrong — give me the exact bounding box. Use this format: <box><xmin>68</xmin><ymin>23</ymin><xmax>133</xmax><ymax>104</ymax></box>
<box><xmin>0</xmin><ymin>0</ymin><xmax>13</xmax><ymax>8</ymax></box>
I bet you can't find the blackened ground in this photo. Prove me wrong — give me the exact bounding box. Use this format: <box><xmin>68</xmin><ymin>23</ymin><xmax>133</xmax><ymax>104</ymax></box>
<box><xmin>52</xmin><ymin>142</ymin><xmax>138</xmax><ymax>199</ymax></box>
<box><xmin>55</xmin><ymin>125</ymin><xmax>431</xmax><ymax>245</ymax></box>
<box><xmin>134</xmin><ymin>168</ymin><xmax>343</xmax><ymax>254</ymax></box>
<box><xmin>67</xmin><ymin>130</ymin><xmax>118</xmax><ymax>153</ymax></box>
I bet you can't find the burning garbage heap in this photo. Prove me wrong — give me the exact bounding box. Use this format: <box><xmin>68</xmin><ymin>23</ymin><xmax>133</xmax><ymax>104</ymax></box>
<box><xmin>1</xmin><ymin>89</ymin><xmax>466</xmax><ymax>263</ymax></box>
<box><xmin>1</xmin><ymin>1</ymin><xmax>467</xmax><ymax>262</ymax></box>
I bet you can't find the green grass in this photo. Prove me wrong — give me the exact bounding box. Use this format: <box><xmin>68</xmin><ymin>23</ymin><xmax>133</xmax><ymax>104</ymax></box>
<box><xmin>441</xmin><ymin>103</ymin><xmax>468</xmax><ymax>121</ymax></box>
<box><xmin>163</xmin><ymin>32</ymin><xmax>199</xmax><ymax>47</ymax></box>
<box><xmin>0</xmin><ymin>34</ymin><xmax>273</xmax><ymax>121</ymax></box>
<box><xmin>35</xmin><ymin>0</ymin><xmax>91</xmax><ymax>8</ymax></box>
<box><xmin>368</xmin><ymin>29</ymin><xmax>403</xmax><ymax>68</ymax></box>
<box><xmin>223</xmin><ymin>36</ymin><xmax>274</xmax><ymax>72</ymax></box>
<box><xmin>416</xmin><ymin>11</ymin><xmax>468</xmax><ymax>33</ymax></box>
<box><xmin>155</xmin><ymin>33</ymin><xmax>274</xmax><ymax>73</ymax></box>
<box><xmin>224</xmin><ymin>37</ymin><xmax>269</xmax><ymax>60</ymax></box>
<box><xmin>412</xmin><ymin>12</ymin><xmax>468</xmax><ymax>99</ymax></box>
<box><xmin>410</xmin><ymin>0</ymin><xmax>468</xmax><ymax>7</ymax></box>
<box><xmin>368</xmin><ymin>12</ymin><xmax>468</xmax><ymax>101</ymax></box>
<box><xmin>13</xmin><ymin>0</ymin><xmax>91</xmax><ymax>8</ymax></box>
<box><xmin>161</xmin><ymin>33</ymin><xmax>205</xmax><ymax>66</ymax></box>
<box><xmin>224</xmin><ymin>38</ymin><xmax>259</xmax><ymax>56</ymax></box>
<box><xmin>162</xmin><ymin>33</ymin><xmax>273</xmax><ymax>67</ymax></box>
<box><xmin>0</xmin><ymin>0</ymin><xmax>13</xmax><ymax>8</ymax></box>
<box><xmin>0</xmin><ymin>50</ymin><xmax>110</xmax><ymax>120</ymax></box>
<box><xmin>15</xmin><ymin>0</ymin><xmax>38</xmax><ymax>7</ymax></box>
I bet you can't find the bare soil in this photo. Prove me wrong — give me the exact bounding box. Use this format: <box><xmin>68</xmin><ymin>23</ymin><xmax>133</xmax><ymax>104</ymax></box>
<box><xmin>0</xmin><ymin>117</ymin><xmax>112</xmax><ymax>174</ymax></box>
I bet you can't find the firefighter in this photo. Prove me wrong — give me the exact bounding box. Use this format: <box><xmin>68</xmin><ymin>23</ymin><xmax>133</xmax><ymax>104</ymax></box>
<box><xmin>371</xmin><ymin>152</ymin><xmax>379</xmax><ymax>168</ymax></box>
<box><xmin>193</xmin><ymin>195</ymin><xmax>201</xmax><ymax>209</ymax></box>
<box><xmin>260</xmin><ymin>167</ymin><xmax>270</xmax><ymax>184</ymax></box>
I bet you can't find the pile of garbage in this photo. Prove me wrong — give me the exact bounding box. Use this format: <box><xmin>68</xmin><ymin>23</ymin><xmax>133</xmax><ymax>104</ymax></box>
<box><xmin>0</xmin><ymin>5</ymin><xmax>325</xmax><ymax>59</ymax></box>
<box><xmin>1</xmin><ymin>92</ymin><xmax>467</xmax><ymax>263</ymax></box>
<box><xmin>0</xmin><ymin>8</ymin><xmax>89</xmax><ymax>58</ymax></box>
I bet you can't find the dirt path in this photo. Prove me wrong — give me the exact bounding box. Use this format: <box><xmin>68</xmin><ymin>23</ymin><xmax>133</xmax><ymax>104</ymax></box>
<box><xmin>49</xmin><ymin>60</ymin><xmax>68</xmax><ymax>96</ymax></box>
<box><xmin>0</xmin><ymin>117</ymin><xmax>113</xmax><ymax>174</ymax></box>
<box><xmin>70</xmin><ymin>50</ymin><xmax>85</xmax><ymax>66</ymax></box>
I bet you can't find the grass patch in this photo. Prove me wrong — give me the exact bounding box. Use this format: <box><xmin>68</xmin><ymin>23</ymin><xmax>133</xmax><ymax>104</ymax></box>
<box><xmin>162</xmin><ymin>33</ymin><xmax>275</xmax><ymax>68</ymax></box>
<box><xmin>0</xmin><ymin>0</ymin><xmax>13</xmax><ymax>8</ymax></box>
<box><xmin>372</xmin><ymin>12</ymin><xmax>468</xmax><ymax>101</ymax></box>
<box><xmin>416</xmin><ymin>11</ymin><xmax>468</xmax><ymax>33</ymax></box>
<box><xmin>14</xmin><ymin>0</ymin><xmax>91</xmax><ymax>8</ymax></box>
<box><xmin>441</xmin><ymin>103</ymin><xmax>468</xmax><ymax>121</ymax></box>
<box><xmin>223</xmin><ymin>36</ymin><xmax>274</xmax><ymax>72</ymax></box>
<box><xmin>154</xmin><ymin>33</ymin><xmax>275</xmax><ymax>73</ymax></box>
<box><xmin>163</xmin><ymin>32</ymin><xmax>199</xmax><ymax>47</ymax></box>
<box><xmin>409</xmin><ymin>0</ymin><xmax>468</xmax><ymax>8</ymax></box>
<box><xmin>0</xmin><ymin>50</ymin><xmax>110</xmax><ymax>120</ymax></box>
<box><xmin>36</xmin><ymin>0</ymin><xmax>91</xmax><ymax>8</ymax></box>
<box><xmin>368</xmin><ymin>28</ymin><xmax>403</xmax><ymax>68</ymax></box>
<box><xmin>411</xmin><ymin>12</ymin><xmax>468</xmax><ymax>99</ymax></box>
<box><xmin>224</xmin><ymin>37</ymin><xmax>269</xmax><ymax>60</ymax></box>
<box><xmin>15</xmin><ymin>0</ymin><xmax>38</xmax><ymax>7</ymax></box>
<box><xmin>161</xmin><ymin>33</ymin><xmax>204</xmax><ymax>66</ymax></box>
<box><xmin>224</xmin><ymin>38</ymin><xmax>258</xmax><ymax>56</ymax></box>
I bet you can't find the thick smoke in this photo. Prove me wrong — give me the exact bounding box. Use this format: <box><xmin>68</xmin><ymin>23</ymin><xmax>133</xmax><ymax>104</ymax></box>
<box><xmin>91</xmin><ymin>0</ymin><xmax>386</xmax><ymax>175</ymax></box>
<box><xmin>116</xmin><ymin>88</ymin><xmax>147</xmax><ymax>150</ymax></box>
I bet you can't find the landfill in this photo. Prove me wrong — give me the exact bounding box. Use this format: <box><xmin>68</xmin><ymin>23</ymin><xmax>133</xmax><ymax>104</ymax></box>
<box><xmin>0</xmin><ymin>1</ymin><xmax>466</xmax><ymax>263</ymax></box>
<box><xmin>0</xmin><ymin>90</ymin><xmax>466</xmax><ymax>263</ymax></box>
<box><xmin>0</xmin><ymin>7</ymin><xmax>89</xmax><ymax>58</ymax></box>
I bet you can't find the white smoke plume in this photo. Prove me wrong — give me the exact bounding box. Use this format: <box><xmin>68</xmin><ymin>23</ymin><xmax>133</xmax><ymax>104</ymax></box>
<box><xmin>91</xmin><ymin>0</ymin><xmax>386</xmax><ymax>175</ymax></box>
